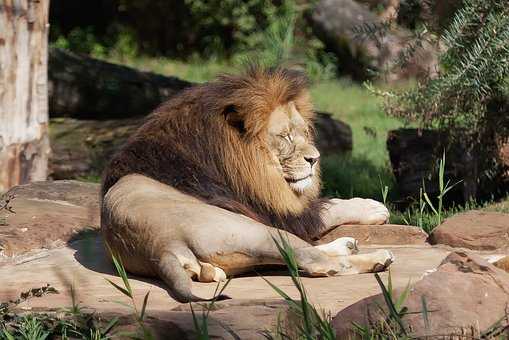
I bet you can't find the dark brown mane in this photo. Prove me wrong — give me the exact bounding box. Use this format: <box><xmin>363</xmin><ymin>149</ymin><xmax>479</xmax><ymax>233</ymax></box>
<box><xmin>101</xmin><ymin>67</ymin><xmax>326</xmax><ymax>241</ymax></box>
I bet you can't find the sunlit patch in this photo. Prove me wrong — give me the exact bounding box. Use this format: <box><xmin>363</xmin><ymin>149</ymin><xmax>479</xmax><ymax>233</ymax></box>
<box><xmin>288</xmin><ymin>176</ymin><xmax>313</xmax><ymax>193</ymax></box>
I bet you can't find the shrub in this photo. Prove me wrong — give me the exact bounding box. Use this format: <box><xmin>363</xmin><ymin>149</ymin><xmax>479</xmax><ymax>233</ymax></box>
<box><xmin>371</xmin><ymin>0</ymin><xmax>509</xmax><ymax>199</ymax></box>
<box><xmin>49</xmin><ymin>0</ymin><xmax>334</xmax><ymax>70</ymax></box>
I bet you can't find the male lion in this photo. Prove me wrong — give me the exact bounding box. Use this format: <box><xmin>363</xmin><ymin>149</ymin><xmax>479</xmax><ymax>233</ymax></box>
<box><xmin>101</xmin><ymin>67</ymin><xmax>393</xmax><ymax>302</ymax></box>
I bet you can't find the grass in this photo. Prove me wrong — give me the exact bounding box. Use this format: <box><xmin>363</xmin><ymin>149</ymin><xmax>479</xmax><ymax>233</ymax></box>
<box><xmin>0</xmin><ymin>285</ymin><xmax>120</xmax><ymax>340</ymax></box>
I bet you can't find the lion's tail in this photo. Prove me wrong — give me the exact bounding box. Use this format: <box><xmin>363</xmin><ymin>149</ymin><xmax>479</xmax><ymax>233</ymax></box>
<box><xmin>158</xmin><ymin>252</ymin><xmax>230</xmax><ymax>303</ymax></box>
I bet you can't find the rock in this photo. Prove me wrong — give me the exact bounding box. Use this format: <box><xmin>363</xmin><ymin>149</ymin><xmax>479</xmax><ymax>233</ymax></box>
<box><xmin>429</xmin><ymin>210</ymin><xmax>509</xmax><ymax>251</ymax></box>
<box><xmin>317</xmin><ymin>224</ymin><xmax>428</xmax><ymax>246</ymax></box>
<box><xmin>0</xmin><ymin>180</ymin><xmax>100</xmax><ymax>257</ymax></box>
<box><xmin>309</xmin><ymin>0</ymin><xmax>438</xmax><ymax>81</ymax></box>
<box><xmin>356</xmin><ymin>0</ymin><xmax>400</xmax><ymax>21</ymax></box>
<box><xmin>48</xmin><ymin>48</ymin><xmax>191</xmax><ymax>119</ymax></box>
<box><xmin>48</xmin><ymin>117</ymin><xmax>142</xmax><ymax>179</ymax></box>
<box><xmin>333</xmin><ymin>251</ymin><xmax>509</xmax><ymax>338</ymax></box>
<box><xmin>0</xmin><ymin>234</ymin><xmax>451</xmax><ymax>331</ymax></box>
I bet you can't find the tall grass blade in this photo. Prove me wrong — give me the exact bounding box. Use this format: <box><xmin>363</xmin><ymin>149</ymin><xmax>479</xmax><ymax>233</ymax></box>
<box><xmin>423</xmin><ymin>192</ymin><xmax>438</xmax><ymax>215</ymax></box>
<box><xmin>395</xmin><ymin>280</ymin><xmax>411</xmax><ymax>312</ymax></box>
<box><xmin>140</xmin><ymin>291</ymin><xmax>150</xmax><ymax>321</ymax></box>
<box><xmin>105</xmin><ymin>279</ymin><xmax>131</xmax><ymax>298</ymax></box>
<box><xmin>374</xmin><ymin>273</ymin><xmax>408</xmax><ymax>336</ymax></box>
<box><xmin>421</xmin><ymin>296</ymin><xmax>431</xmax><ymax>333</ymax></box>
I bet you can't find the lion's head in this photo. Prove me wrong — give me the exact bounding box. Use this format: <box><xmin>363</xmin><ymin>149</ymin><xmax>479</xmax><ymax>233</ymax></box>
<box><xmin>266</xmin><ymin>101</ymin><xmax>321</xmax><ymax>195</ymax></box>
<box><xmin>102</xmin><ymin>66</ymin><xmax>324</xmax><ymax>240</ymax></box>
<box><xmin>204</xmin><ymin>67</ymin><xmax>322</xmax><ymax>216</ymax></box>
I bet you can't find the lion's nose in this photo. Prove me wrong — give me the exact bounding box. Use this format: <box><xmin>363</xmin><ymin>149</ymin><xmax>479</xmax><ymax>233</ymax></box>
<box><xmin>304</xmin><ymin>155</ymin><xmax>319</xmax><ymax>166</ymax></box>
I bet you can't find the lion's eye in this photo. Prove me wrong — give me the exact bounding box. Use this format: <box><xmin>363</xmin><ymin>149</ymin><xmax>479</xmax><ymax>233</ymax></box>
<box><xmin>284</xmin><ymin>134</ymin><xmax>293</xmax><ymax>143</ymax></box>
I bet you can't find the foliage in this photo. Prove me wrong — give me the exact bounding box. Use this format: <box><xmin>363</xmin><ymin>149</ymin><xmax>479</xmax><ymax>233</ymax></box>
<box><xmin>0</xmin><ymin>284</ymin><xmax>119</xmax><ymax>340</ymax></box>
<box><xmin>375</xmin><ymin>0</ymin><xmax>509</xmax><ymax>170</ymax></box>
<box><xmin>383</xmin><ymin>0</ymin><xmax>509</xmax><ymax>127</ymax></box>
<box><xmin>49</xmin><ymin>0</ymin><xmax>335</xmax><ymax>74</ymax></box>
<box><xmin>105</xmin><ymin>251</ymin><xmax>153</xmax><ymax>340</ymax></box>
<box><xmin>421</xmin><ymin>152</ymin><xmax>461</xmax><ymax>226</ymax></box>
<box><xmin>352</xmin><ymin>272</ymin><xmax>415</xmax><ymax>339</ymax></box>
<box><xmin>262</xmin><ymin>231</ymin><xmax>336</xmax><ymax>339</ymax></box>
<box><xmin>189</xmin><ymin>279</ymin><xmax>233</xmax><ymax>340</ymax></box>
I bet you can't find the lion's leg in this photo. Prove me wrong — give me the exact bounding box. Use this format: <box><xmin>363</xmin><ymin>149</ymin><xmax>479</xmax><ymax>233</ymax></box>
<box><xmin>338</xmin><ymin>250</ymin><xmax>395</xmax><ymax>275</ymax></box>
<box><xmin>319</xmin><ymin>198</ymin><xmax>390</xmax><ymax>235</ymax></box>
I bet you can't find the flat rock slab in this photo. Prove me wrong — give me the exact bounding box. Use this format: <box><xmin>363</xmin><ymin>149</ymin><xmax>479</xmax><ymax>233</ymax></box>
<box><xmin>318</xmin><ymin>224</ymin><xmax>428</xmax><ymax>246</ymax></box>
<box><xmin>0</xmin><ymin>180</ymin><xmax>100</xmax><ymax>257</ymax></box>
<box><xmin>429</xmin><ymin>210</ymin><xmax>509</xmax><ymax>251</ymax></box>
<box><xmin>334</xmin><ymin>251</ymin><xmax>509</xmax><ymax>338</ymax></box>
<box><xmin>0</xmin><ymin>234</ymin><xmax>451</xmax><ymax>338</ymax></box>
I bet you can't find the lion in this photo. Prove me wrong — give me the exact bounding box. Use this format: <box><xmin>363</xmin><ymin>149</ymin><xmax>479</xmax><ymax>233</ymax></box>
<box><xmin>101</xmin><ymin>67</ymin><xmax>393</xmax><ymax>303</ymax></box>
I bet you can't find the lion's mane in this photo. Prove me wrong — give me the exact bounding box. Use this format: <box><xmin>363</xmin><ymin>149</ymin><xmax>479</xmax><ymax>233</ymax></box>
<box><xmin>101</xmin><ymin>67</ymin><xmax>326</xmax><ymax>241</ymax></box>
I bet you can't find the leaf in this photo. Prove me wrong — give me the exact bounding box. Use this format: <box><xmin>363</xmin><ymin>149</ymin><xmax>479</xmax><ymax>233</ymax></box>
<box><xmin>374</xmin><ymin>273</ymin><xmax>408</xmax><ymax>335</ymax></box>
<box><xmin>423</xmin><ymin>192</ymin><xmax>438</xmax><ymax>215</ymax></box>
<box><xmin>262</xmin><ymin>276</ymin><xmax>300</xmax><ymax>311</ymax></box>
<box><xmin>2</xmin><ymin>329</ymin><xmax>15</xmax><ymax>340</ymax></box>
<box><xmin>395</xmin><ymin>279</ymin><xmax>411</xmax><ymax>312</ymax></box>
<box><xmin>140</xmin><ymin>291</ymin><xmax>150</xmax><ymax>321</ymax></box>
<box><xmin>103</xmin><ymin>316</ymin><xmax>120</xmax><ymax>335</ymax></box>
<box><xmin>421</xmin><ymin>296</ymin><xmax>431</xmax><ymax>333</ymax></box>
<box><xmin>105</xmin><ymin>278</ymin><xmax>131</xmax><ymax>298</ymax></box>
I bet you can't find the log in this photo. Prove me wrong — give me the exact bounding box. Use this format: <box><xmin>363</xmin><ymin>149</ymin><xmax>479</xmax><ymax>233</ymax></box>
<box><xmin>48</xmin><ymin>48</ymin><xmax>192</xmax><ymax>119</ymax></box>
<box><xmin>0</xmin><ymin>0</ymin><xmax>51</xmax><ymax>192</ymax></box>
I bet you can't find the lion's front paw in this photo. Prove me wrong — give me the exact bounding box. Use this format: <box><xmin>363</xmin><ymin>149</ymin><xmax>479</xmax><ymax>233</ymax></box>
<box><xmin>315</xmin><ymin>237</ymin><xmax>359</xmax><ymax>256</ymax></box>
<box><xmin>370</xmin><ymin>249</ymin><xmax>395</xmax><ymax>272</ymax></box>
<box><xmin>329</xmin><ymin>198</ymin><xmax>390</xmax><ymax>225</ymax></box>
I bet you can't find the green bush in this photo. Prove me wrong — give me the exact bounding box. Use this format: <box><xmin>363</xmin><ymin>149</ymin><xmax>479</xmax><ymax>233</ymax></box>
<box><xmin>369</xmin><ymin>0</ymin><xmax>509</xmax><ymax>200</ymax></box>
<box><xmin>49</xmin><ymin>0</ymin><xmax>334</xmax><ymax>71</ymax></box>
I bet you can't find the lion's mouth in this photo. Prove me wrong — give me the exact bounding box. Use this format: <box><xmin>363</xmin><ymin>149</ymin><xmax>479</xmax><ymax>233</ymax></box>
<box><xmin>285</xmin><ymin>175</ymin><xmax>312</xmax><ymax>183</ymax></box>
<box><xmin>285</xmin><ymin>175</ymin><xmax>313</xmax><ymax>193</ymax></box>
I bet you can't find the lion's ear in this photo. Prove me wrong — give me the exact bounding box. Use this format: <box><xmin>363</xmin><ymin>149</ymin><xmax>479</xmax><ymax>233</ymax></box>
<box><xmin>222</xmin><ymin>105</ymin><xmax>246</xmax><ymax>134</ymax></box>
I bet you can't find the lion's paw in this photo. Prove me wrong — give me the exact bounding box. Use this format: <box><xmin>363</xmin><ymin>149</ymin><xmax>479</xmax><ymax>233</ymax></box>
<box><xmin>315</xmin><ymin>237</ymin><xmax>359</xmax><ymax>256</ymax></box>
<box><xmin>213</xmin><ymin>267</ymin><xmax>227</xmax><ymax>282</ymax></box>
<box><xmin>370</xmin><ymin>249</ymin><xmax>395</xmax><ymax>272</ymax></box>
<box><xmin>199</xmin><ymin>262</ymin><xmax>227</xmax><ymax>282</ymax></box>
<box><xmin>330</xmin><ymin>198</ymin><xmax>390</xmax><ymax>225</ymax></box>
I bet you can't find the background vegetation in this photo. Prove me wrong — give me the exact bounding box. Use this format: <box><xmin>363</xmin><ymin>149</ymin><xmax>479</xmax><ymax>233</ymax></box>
<box><xmin>48</xmin><ymin>0</ymin><xmax>509</xmax><ymax>231</ymax></box>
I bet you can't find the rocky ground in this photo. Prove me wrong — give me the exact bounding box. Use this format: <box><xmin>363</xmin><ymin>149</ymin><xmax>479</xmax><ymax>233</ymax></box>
<box><xmin>1</xmin><ymin>181</ymin><xmax>509</xmax><ymax>338</ymax></box>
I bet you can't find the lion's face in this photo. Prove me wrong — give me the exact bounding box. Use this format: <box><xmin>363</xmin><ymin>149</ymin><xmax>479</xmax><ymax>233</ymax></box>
<box><xmin>266</xmin><ymin>101</ymin><xmax>320</xmax><ymax>195</ymax></box>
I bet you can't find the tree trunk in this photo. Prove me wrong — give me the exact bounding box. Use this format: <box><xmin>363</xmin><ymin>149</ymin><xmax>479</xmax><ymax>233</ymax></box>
<box><xmin>0</xmin><ymin>0</ymin><xmax>50</xmax><ymax>192</ymax></box>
